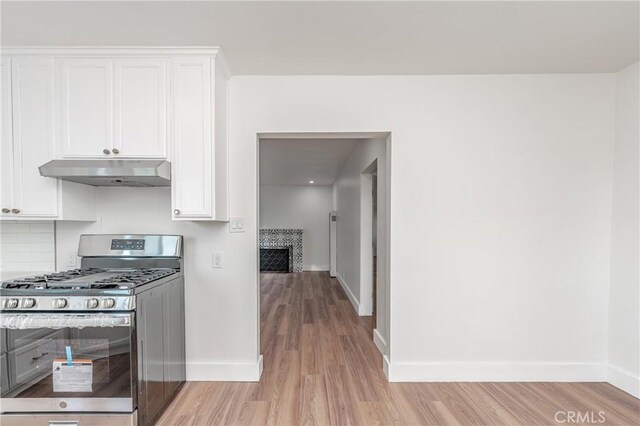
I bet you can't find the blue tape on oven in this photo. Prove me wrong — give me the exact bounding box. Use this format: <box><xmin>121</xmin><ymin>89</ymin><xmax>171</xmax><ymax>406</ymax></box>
<box><xmin>65</xmin><ymin>345</ymin><xmax>72</xmax><ymax>366</ymax></box>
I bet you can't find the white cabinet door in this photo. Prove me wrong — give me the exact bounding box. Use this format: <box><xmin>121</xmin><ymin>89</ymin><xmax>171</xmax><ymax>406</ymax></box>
<box><xmin>114</xmin><ymin>59</ymin><xmax>168</xmax><ymax>158</ymax></box>
<box><xmin>58</xmin><ymin>58</ymin><xmax>113</xmax><ymax>158</ymax></box>
<box><xmin>171</xmin><ymin>57</ymin><xmax>213</xmax><ymax>219</ymax></box>
<box><xmin>11</xmin><ymin>58</ymin><xmax>58</xmax><ymax>217</ymax></box>
<box><xmin>0</xmin><ymin>59</ymin><xmax>14</xmax><ymax>216</ymax></box>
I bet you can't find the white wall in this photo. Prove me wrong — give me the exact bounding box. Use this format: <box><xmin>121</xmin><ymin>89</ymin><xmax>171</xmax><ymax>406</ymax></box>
<box><xmin>608</xmin><ymin>62</ymin><xmax>639</xmax><ymax>397</ymax></box>
<box><xmin>231</xmin><ymin>74</ymin><xmax>615</xmax><ymax>381</ymax></box>
<box><xmin>57</xmin><ymin>73</ymin><xmax>616</xmax><ymax>382</ymax></box>
<box><xmin>333</xmin><ymin>138</ymin><xmax>389</xmax><ymax>354</ymax></box>
<box><xmin>259</xmin><ymin>184</ymin><xmax>333</xmax><ymax>270</ymax></box>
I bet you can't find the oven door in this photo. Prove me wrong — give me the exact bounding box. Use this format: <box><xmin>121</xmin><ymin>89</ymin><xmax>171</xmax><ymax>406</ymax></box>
<box><xmin>0</xmin><ymin>313</ymin><xmax>135</xmax><ymax>413</ymax></box>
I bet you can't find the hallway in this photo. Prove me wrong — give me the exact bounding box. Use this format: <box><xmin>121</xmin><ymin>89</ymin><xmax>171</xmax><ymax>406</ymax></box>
<box><xmin>158</xmin><ymin>272</ymin><xmax>639</xmax><ymax>425</ymax></box>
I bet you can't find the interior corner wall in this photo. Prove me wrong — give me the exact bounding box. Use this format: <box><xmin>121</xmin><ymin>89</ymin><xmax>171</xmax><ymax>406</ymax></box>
<box><xmin>333</xmin><ymin>138</ymin><xmax>389</xmax><ymax>352</ymax></box>
<box><xmin>259</xmin><ymin>184</ymin><xmax>333</xmax><ymax>271</ymax></box>
<box><xmin>608</xmin><ymin>61</ymin><xmax>640</xmax><ymax>398</ymax></box>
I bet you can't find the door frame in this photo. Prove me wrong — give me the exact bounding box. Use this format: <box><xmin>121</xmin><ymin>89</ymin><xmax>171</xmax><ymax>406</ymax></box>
<box><xmin>359</xmin><ymin>159</ymin><xmax>377</xmax><ymax>316</ymax></box>
<box><xmin>256</xmin><ymin>131</ymin><xmax>392</xmax><ymax>376</ymax></box>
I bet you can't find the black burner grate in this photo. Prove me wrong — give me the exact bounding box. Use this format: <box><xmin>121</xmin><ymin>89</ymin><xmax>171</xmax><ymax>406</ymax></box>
<box><xmin>1</xmin><ymin>268</ymin><xmax>177</xmax><ymax>290</ymax></box>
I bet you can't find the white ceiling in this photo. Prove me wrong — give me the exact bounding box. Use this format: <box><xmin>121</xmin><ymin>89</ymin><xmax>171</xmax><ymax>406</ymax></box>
<box><xmin>2</xmin><ymin>1</ymin><xmax>638</xmax><ymax>75</ymax></box>
<box><xmin>260</xmin><ymin>139</ymin><xmax>360</xmax><ymax>185</ymax></box>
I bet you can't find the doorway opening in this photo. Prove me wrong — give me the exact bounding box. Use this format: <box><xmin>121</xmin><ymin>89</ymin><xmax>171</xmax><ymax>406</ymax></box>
<box><xmin>256</xmin><ymin>132</ymin><xmax>391</xmax><ymax>380</ymax></box>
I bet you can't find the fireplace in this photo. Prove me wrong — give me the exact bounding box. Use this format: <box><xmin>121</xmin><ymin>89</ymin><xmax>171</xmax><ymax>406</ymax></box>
<box><xmin>260</xmin><ymin>248</ymin><xmax>291</xmax><ymax>272</ymax></box>
<box><xmin>259</xmin><ymin>229</ymin><xmax>303</xmax><ymax>272</ymax></box>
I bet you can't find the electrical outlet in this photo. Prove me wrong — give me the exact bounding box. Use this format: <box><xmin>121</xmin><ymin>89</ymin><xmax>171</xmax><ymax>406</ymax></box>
<box><xmin>212</xmin><ymin>252</ymin><xmax>223</xmax><ymax>268</ymax></box>
<box><xmin>66</xmin><ymin>251</ymin><xmax>77</xmax><ymax>268</ymax></box>
<box><xmin>229</xmin><ymin>217</ymin><xmax>245</xmax><ymax>233</ymax></box>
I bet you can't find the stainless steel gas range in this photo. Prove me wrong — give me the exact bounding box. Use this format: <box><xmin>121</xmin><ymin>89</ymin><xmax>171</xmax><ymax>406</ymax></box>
<box><xmin>0</xmin><ymin>234</ymin><xmax>185</xmax><ymax>426</ymax></box>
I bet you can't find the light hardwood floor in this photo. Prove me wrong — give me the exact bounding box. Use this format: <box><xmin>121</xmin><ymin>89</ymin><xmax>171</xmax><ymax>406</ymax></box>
<box><xmin>158</xmin><ymin>271</ymin><xmax>640</xmax><ymax>425</ymax></box>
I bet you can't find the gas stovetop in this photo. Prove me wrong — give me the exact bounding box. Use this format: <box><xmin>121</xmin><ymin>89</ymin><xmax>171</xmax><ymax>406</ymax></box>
<box><xmin>1</xmin><ymin>268</ymin><xmax>178</xmax><ymax>291</ymax></box>
<box><xmin>0</xmin><ymin>268</ymin><xmax>178</xmax><ymax>312</ymax></box>
<box><xmin>0</xmin><ymin>234</ymin><xmax>183</xmax><ymax>312</ymax></box>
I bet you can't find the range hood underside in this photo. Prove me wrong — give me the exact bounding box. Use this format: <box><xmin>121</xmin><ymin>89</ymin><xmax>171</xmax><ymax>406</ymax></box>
<box><xmin>55</xmin><ymin>176</ymin><xmax>170</xmax><ymax>187</ymax></box>
<box><xmin>39</xmin><ymin>159</ymin><xmax>172</xmax><ymax>187</ymax></box>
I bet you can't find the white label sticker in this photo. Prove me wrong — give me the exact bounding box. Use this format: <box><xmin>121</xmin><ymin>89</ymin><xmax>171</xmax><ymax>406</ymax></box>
<box><xmin>52</xmin><ymin>360</ymin><xmax>93</xmax><ymax>392</ymax></box>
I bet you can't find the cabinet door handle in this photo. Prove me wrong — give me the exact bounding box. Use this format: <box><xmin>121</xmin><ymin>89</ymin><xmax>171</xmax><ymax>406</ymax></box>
<box><xmin>11</xmin><ymin>208</ymin><xmax>20</xmax><ymax>214</ymax></box>
<box><xmin>1</xmin><ymin>208</ymin><xmax>9</xmax><ymax>213</ymax></box>
<box><xmin>103</xmin><ymin>149</ymin><xmax>111</xmax><ymax>155</ymax></box>
<box><xmin>32</xmin><ymin>352</ymin><xmax>49</xmax><ymax>362</ymax></box>
<box><xmin>174</xmin><ymin>209</ymin><xmax>180</xmax><ymax>215</ymax></box>
<box><xmin>112</xmin><ymin>148</ymin><xmax>120</xmax><ymax>154</ymax></box>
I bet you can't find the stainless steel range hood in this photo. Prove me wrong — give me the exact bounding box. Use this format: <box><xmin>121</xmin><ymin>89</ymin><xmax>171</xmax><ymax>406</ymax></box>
<box><xmin>39</xmin><ymin>159</ymin><xmax>171</xmax><ymax>187</ymax></box>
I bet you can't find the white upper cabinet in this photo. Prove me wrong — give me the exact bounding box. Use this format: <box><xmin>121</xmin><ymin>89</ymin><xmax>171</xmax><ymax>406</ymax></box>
<box><xmin>58</xmin><ymin>57</ymin><xmax>168</xmax><ymax>159</ymax></box>
<box><xmin>2</xmin><ymin>47</ymin><xmax>228</xmax><ymax>222</ymax></box>
<box><xmin>1</xmin><ymin>56</ymin><xmax>95</xmax><ymax>221</ymax></box>
<box><xmin>114</xmin><ymin>59</ymin><xmax>168</xmax><ymax>158</ymax></box>
<box><xmin>172</xmin><ymin>57</ymin><xmax>212</xmax><ymax>219</ymax></box>
<box><xmin>9</xmin><ymin>58</ymin><xmax>58</xmax><ymax>217</ymax></box>
<box><xmin>1</xmin><ymin>59</ymin><xmax>14</xmax><ymax>214</ymax></box>
<box><xmin>171</xmin><ymin>55</ymin><xmax>228</xmax><ymax>221</ymax></box>
<box><xmin>58</xmin><ymin>58</ymin><xmax>113</xmax><ymax>158</ymax></box>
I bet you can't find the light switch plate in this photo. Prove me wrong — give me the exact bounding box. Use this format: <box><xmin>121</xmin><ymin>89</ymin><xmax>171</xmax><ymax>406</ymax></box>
<box><xmin>229</xmin><ymin>217</ymin><xmax>245</xmax><ymax>233</ymax></box>
<box><xmin>212</xmin><ymin>253</ymin><xmax>223</xmax><ymax>268</ymax></box>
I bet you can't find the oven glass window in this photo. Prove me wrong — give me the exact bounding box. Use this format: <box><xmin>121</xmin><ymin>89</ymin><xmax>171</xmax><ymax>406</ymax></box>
<box><xmin>1</xmin><ymin>315</ymin><xmax>134</xmax><ymax>400</ymax></box>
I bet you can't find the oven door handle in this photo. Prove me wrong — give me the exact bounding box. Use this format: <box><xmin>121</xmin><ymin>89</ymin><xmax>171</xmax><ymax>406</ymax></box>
<box><xmin>0</xmin><ymin>313</ymin><xmax>133</xmax><ymax>329</ymax></box>
<box><xmin>31</xmin><ymin>351</ymin><xmax>50</xmax><ymax>361</ymax></box>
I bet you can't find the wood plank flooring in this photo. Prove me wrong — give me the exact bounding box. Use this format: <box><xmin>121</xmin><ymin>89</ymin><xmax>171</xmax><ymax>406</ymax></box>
<box><xmin>158</xmin><ymin>271</ymin><xmax>640</xmax><ymax>426</ymax></box>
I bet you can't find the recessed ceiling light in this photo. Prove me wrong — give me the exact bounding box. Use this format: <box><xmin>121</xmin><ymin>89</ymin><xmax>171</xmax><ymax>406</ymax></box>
<box><xmin>309</xmin><ymin>180</ymin><xmax>314</xmax><ymax>184</ymax></box>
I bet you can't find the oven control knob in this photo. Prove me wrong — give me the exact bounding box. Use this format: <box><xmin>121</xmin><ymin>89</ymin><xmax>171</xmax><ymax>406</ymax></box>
<box><xmin>4</xmin><ymin>298</ymin><xmax>19</xmax><ymax>309</ymax></box>
<box><xmin>53</xmin><ymin>298</ymin><xmax>68</xmax><ymax>309</ymax></box>
<box><xmin>21</xmin><ymin>298</ymin><xmax>36</xmax><ymax>308</ymax></box>
<box><xmin>102</xmin><ymin>298</ymin><xmax>116</xmax><ymax>309</ymax></box>
<box><xmin>86</xmin><ymin>298</ymin><xmax>99</xmax><ymax>309</ymax></box>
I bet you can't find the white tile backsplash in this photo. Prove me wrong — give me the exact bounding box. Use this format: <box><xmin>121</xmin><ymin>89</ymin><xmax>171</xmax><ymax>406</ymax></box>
<box><xmin>0</xmin><ymin>221</ymin><xmax>55</xmax><ymax>273</ymax></box>
<box><xmin>3</xmin><ymin>242</ymin><xmax>31</xmax><ymax>252</ymax></box>
<box><xmin>29</xmin><ymin>223</ymin><xmax>55</xmax><ymax>233</ymax></box>
<box><xmin>30</xmin><ymin>242</ymin><xmax>55</xmax><ymax>252</ymax></box>
<box><xmin>1</xmin><ymin>223</ymin><xmax>30</xmax><ymax>233</ymax></box>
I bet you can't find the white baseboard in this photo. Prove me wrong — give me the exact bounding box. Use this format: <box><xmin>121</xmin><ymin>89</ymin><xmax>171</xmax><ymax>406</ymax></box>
<box><xmin>257</xmin><ymin>354</ymin><xmax>264</xmax><ymax>380</ymax></box>
<box><xmin>303</xmin><ymin>264</ymin><xmax>330</xmax><ymax>271</ymax></box>
<box><xmin>336</xmin><ymin>274</ymin><xmax>361</xmax><ymax>315</ymax></box>
<box><xmin>383</xmin><ymin>355</ymin><xmax>390</xmax><ymax>380</ymax></box>
<box><xmin>387</xmin><ymin>362</ymin><xmax>607</xmax><ymax>382</ymax></box>
<box><xmin>187</xmin><ymin>355</ymin><xmax>263</xmax><ymax>381</ymax></box>
<box><xmin>373</xmin><ymin>328</ymin><xmax>387</xmax><ymax>355</ymax></box>
<box><xmin>607</xmin><ymin>364</ymin><xmax>640</xmax><ymax>398</ymax></box>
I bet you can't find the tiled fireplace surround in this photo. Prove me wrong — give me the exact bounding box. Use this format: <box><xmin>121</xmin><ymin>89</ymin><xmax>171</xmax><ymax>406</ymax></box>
<box><xmin>259</xmin><ymin>229</ymin><xmax>303</xmax><ymax>272</ymax></box>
